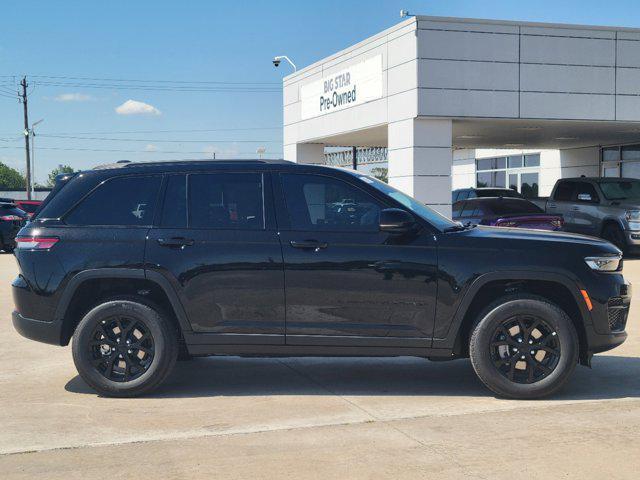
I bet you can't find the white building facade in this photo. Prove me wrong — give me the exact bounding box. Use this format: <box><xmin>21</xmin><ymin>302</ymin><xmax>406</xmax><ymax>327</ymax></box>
<box><xmin>283</xmin><ymin>15</ymin><xmax>640</xmax><ymax>216</ymax></box>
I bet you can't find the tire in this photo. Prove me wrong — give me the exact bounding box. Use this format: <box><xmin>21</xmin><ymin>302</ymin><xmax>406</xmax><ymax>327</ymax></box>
<box><xmin>72</xmin><ymin>299</ymin><xmax>178</xmax><ymax>397</ymax></box>
<box><xmin>602</xmin><ymin>223</ymin><xmax>627</xmax><ymax>254</ymax></box>
<box><xmin>469</xmin><ymin>294</ymin><xmax>579</xmax><ymax>399</ymax></box>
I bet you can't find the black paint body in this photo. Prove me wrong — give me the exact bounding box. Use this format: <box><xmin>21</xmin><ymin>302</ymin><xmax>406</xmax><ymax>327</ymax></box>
<box><xmin>11</xmin><ymin>161</ymin><xmax>629</xmax><ymax>361</ymax></box>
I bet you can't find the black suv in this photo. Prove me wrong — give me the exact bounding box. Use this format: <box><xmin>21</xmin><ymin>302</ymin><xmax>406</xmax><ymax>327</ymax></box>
<box><xmin>12</xmin><ymin>160</ymin><xmax>630</xmax><ymax>399</ymax></box>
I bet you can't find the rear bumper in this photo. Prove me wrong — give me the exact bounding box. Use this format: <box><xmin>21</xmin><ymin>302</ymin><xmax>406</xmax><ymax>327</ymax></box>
<box><xmin>12</xmin><ymin>311</ymin><xmax>63</xmax><ymax>346</ymax></box>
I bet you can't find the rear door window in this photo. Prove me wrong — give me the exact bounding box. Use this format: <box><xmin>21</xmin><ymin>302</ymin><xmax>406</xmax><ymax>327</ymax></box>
<box><xmin>65</xmin><ymin>175</ymin><xmax>161</xmax><ymax>226</ymax></box>
<box><xmin>188</xmin><ymin>173</ymin><xmax>264</xmax><ymax>230</ymax></box>
<box><xmin>553</xmin><ymin>181</ymin><xmax>575</xmax><ymax>201</ymax></box>
<box><xmin>574</xmin><ymin>182</ymin><xmax>600</xmax><ymax>203</ymax></box>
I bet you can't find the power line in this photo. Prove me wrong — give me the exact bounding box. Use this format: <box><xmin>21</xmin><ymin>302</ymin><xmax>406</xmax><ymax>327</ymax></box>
<box><xmin>33</xmin><ymin>82</ymin><xmax>280</xmax><ymax>93</ymax></box>
<box><xmin>33</xmin><ymin>126</ymin><xmax>282</xmax><ymax>135</ymax></box>
<box><xmin>24</xmin><ymin>74</ymin><xmax>280</xmax><ymax>85</ymax></box>
<box><xmin>0</xmin><ymin>145</ymin><xmax>282</xmax><ymax>155</ymax></box>
<box><xmin>38</xmin><ymin>134</ymin><xmax>281</xmax><ymax>144</ymax></box>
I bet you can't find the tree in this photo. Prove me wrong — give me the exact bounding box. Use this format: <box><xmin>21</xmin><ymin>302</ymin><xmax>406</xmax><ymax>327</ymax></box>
<box><xmin>0</xmin><ymin>163</ymin><xmax>26</xmax><ymax>189</ymax></box>
<box><xmin>47</xmin><ymin>164</ymin><xmax>76</xmax><ymax>187</ymax></box>
<box><xmin>370</xmin><ymin>167</ymin><xmax>388</xmax><ymax>183</ymax></box>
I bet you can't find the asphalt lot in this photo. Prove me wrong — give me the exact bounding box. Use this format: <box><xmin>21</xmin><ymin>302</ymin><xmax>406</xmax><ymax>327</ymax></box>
<box><xmin>1</xmin><ymin>253</ymin><xmax>639</xmax><ymax>479</ymax></box>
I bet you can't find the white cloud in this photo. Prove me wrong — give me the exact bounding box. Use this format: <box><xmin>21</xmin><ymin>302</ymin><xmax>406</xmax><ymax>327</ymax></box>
<box><xmin>115</xmin><ymin>99</ymin><xmax>161</xmax><ymax>116</ymax></box>
<box><xmin>144</xmin><ymin>144</ymin><xmax>159</xmax><ymax>152</ymax></box>
<box><xmin>54</xmin><ymin>93</ymin><xmax>94</xmax><ymax>102</ymax></box>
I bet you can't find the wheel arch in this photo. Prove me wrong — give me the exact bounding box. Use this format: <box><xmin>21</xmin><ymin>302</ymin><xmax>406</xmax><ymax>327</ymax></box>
<box><xmin>600</xmin><ymin>217</ymin><xmax>625</xmax><ymax>236</ymax></box>
<box><xmin>56</xmin><ymin>268</ymin><xmax>192</xmax><ymax>345</ymax></box>
<box><xmin>435</xmin><ymin>271</ymin><xmax>591</xmax><ymax>365</ymax></box>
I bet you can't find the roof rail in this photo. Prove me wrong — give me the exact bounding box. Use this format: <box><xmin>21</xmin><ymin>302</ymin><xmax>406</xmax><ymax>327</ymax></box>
<box><xmin>124</xmin><ymin>159</ymin><xmax>291</xmax><ymax>167</ymax></box>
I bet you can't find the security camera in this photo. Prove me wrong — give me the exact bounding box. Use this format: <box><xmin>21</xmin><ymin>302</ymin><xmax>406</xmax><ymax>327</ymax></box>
<box><xmin>272</xmin><ymin>58</ymin><xmax>281</xmax><ymax>67</ymax></box>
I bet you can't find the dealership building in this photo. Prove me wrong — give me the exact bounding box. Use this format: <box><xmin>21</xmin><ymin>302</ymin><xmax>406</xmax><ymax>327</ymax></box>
<box><xmin>283</xmin><ymin>15</ymin><xmax>640</xmax><ymax>215</ymax></box>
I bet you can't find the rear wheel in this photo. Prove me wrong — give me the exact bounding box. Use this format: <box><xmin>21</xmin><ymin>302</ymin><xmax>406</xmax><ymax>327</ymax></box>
<box><xmin>602</xmin><ymin>223</ymin><xmax>627</xmax><ymax>254</ymax></box>
<box><xmin>469</xmin><ymin>295</ymin><xmax>578</xmax><ymax>399</ymax></box>
<box><xmin>72</xmin><ymin>299</ymin><xmax>178</xmax><ymax>397</ymax></box>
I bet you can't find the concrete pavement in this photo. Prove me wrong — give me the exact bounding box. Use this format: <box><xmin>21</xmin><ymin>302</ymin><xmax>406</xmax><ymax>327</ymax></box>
<box><xmin>1</xmin><ymin>253</ymin><xmax>639</xmax><ymax>479</ymax></box>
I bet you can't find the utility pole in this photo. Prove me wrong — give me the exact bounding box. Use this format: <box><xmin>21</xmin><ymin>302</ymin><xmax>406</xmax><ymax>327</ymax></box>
<box><xmin>352</xmin><ymin>146</ymin><xmax>358</xmax><ymax>170</ymax></box>
<box><xmin>19</xmin><ymin>77</ymin><xmax>32</xmax><ymax>200</ymax></box>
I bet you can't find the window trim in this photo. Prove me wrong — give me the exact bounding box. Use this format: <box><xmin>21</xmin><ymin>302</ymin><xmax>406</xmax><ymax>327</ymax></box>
<box><xmin>278</xmin><ymin>172</ymin><xmax>392</xmax><ymax>234</ymax></box>
<box><xmin>61</xmin><ymin>174</ymin><xmax>163</xmax><ymax>228</ymax></box>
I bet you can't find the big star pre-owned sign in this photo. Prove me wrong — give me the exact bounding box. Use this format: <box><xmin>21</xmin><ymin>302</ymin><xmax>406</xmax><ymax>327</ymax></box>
<box><xmin>300</xmin><ymin>55</ymin><xmax>383</xmax><ymax>120</ymax></box>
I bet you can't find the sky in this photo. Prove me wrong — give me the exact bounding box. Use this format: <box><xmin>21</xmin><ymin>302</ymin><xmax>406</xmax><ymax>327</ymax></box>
<box><xmin>1</xmin><ymin>0</ymin><xmax>640</xmax><ymax>184</ymax></box>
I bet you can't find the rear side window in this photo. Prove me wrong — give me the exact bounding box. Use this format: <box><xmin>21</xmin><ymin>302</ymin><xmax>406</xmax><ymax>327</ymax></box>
<box><xmin>574</xmin><ymin>182</ymin><xmax>600</xmax><ymax>203</ymax></box>
<box><xmin>554</xmin><ymin>181</ymin><xmax>574</xmax><ymax>201</ymax></box>
<box><xmin>188</xmin><ymin>173</ymin><xmax>264</xmax><ymax>230</ymax></box>
<box><xmin>460</xmin><ymin>202</ymin><xmax>477</xmax><ymax>217</ymax></box>
<box><xmin>65</xmin><ymin>175</ymin><xmax>161</xmax><ymax>226</ymax></box>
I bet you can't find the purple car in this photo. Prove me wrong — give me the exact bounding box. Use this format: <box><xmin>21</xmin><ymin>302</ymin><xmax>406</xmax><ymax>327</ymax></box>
<box><xmin>453</xmin><ymin>197</ymin><xmax>564</xmax><ymax>231</ymax></box>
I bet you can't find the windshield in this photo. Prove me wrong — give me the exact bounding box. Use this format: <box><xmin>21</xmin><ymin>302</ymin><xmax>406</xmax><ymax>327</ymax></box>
<box><xmin>355</xmin><ymin>174</ymin><xmax>458</xmax><ymax>230</ymax></box>
<box><xmin>599</xmin><ymin>180</ymin><xmax>640</xmax><ymax>200</ymax></box>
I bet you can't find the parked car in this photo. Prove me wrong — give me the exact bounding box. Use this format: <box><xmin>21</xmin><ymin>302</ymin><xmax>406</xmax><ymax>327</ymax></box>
<box><xmin>14</xmin><ymin>200</ymin><xmax>42</xmax><ymax>218</ymax></box>
<box><xmin>453</xmin><ymin>197</ymin><xmax>564</xmax><ymax>231</ymax></box>
<box><xmin>452</xmin><ymin>187</ymin><xmax>522</xmax><ymax>203</ymax></box>
<box><xmin>533</xmin><ymin>177</ymin><xmax>640</xmax><ymax>253</ymax></box>
<box><xmin>12</xmin><ymin>160</ymin><xmax>629</xmax><ymax>399</ymax></box>
<box><xmin>0</xmin><ymin>202</ymin><xmax>28</xmax><ymax>252</ymax></box>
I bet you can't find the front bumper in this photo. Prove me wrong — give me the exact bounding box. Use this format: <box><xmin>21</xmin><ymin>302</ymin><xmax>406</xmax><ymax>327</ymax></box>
<box><xmin>625</xmin><ymin>231</ymin><xmax>640</xmax><ymax>246</ymax></box>
<box><xmin>12</xmin><ymin>311</ymin><xmax>63</xmax><ymax>346</ymax></box>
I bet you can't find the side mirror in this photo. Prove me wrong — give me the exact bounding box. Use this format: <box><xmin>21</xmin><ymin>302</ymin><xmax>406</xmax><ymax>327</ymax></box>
<box><xmin>577</xmin><ymin>193</ymin><xmax>592</xmax><ymax>202</ymax></box>
<box><xmin>379</xmin><ymin>208</ymin><xmax>416</xmax><ymax>234</ymax></box>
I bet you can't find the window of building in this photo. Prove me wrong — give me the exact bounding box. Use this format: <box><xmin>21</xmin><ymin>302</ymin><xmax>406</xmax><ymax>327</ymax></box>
<box><xmin>65</xmin><ymin>175</ymin><xmax>161</xmax><ymax>226</ymax></box>
<box><xmin>601</xmin><ymin>144</ymin><xmax>640</xmax><ymax>179</ymax></box>
<box><xmin>189</xmin><ymin>173</ymin><xmax>264</xmax><ymax>230</ymax></box>
<box><xmin>476</xmin><ymin>153</ymin><xmax>541</xmax><ymax>198</ymax></box>
<box><xmin>281</xmin><ymin>174</ymin><xmax>383</xmax><ymax>232</ymax></box>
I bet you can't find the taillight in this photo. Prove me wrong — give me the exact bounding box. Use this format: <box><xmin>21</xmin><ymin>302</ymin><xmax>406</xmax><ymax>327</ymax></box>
<box><xmin>15</xmin><ymin>236</ymin><xmax>59</xmax><ymax>250</ymax></box>
<box><xmin>0</xmin><ymin>215</ymin><xmax>21</xmax><ymax>221</ymax></box>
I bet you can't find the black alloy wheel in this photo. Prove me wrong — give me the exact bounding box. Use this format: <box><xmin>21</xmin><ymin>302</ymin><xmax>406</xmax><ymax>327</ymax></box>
<box><xmin>72</xmin><ymin>299</ymin><xmax>178</xmax><ymax>397</ymax></box>
<box><xmin>490</xmin><ymin>315</ymin><xmax>561</xmax><ymax>384</ymax></box>
<box><xmin>469</xmin><ymin>294</ymin><xmax>578</xmax><ymax>399</ymax></box>
<box><xmin>90</xmin><ymin>316</ymin><xmax>155</xmax><ymax>382</ymax></box>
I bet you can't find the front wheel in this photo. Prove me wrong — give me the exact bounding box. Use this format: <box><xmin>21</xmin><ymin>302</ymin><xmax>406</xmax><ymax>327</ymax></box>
<box><xmin>469</xmin><ymin>295</ymin><xmax>578</xmax><ymax>399</ymax></box>
<box><xmin>72</xmin><ymin>299</ymin><xmax>178</xmax><ymax>397</ymax></box>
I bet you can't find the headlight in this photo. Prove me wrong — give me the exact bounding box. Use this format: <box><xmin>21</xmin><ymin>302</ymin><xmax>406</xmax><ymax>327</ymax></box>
<box><xmin>584</xmin><ymin>254</ymin><xmax>622</xmax><ymax>272</ymax></box>
<box><xmin>626</xmin><ymin>210</ymin><xmax>640</xmax><ymax>230</ymax></box>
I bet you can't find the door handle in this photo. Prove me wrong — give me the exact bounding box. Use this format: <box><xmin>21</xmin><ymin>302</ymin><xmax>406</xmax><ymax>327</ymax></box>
<box><xmin>290</xmin><ymin>240</ymin><xmax>328</xmax><ymax>250</ymax></box>
<box><xmin>572</xmin><ymin>206</ymin><xmax>580</xmax><ymax>211</ymax></box>
<box><xmin>548</xmin><ymin>204</ymin><xmax>557</xmax><ymax>209</ymax></box>
<box><xmin>157</xmin><ymin>237</ymin><xmax>195</xmax><ymax>247</ymax></box>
